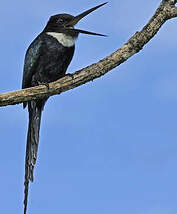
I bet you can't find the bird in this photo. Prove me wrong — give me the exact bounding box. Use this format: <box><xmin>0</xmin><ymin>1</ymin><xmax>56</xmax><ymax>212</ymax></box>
<box><xmin>22</xmin><ymin>2</ymin><xmax>107</xmax><ymax>214</ymax></box>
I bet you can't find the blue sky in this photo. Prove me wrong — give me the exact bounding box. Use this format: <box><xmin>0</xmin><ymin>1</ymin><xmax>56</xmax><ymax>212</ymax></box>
<box><xmin>0</xmin><ymin>0</ymin><xmax>177</xmax><ymax>214</ymax></box>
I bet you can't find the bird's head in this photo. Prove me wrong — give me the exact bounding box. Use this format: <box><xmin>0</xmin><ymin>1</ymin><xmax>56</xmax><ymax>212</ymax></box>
<box><xmin>44</xmin><ymin>2</ymin><xmax>107</xmax><ymax>37</ymax></box>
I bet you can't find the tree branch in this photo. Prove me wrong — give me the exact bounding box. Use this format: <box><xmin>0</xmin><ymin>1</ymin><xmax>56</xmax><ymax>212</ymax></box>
<box><xmin>0</xmin><ymin>0</ymin><xmax>177</xmax><ymax>107</ymax></box>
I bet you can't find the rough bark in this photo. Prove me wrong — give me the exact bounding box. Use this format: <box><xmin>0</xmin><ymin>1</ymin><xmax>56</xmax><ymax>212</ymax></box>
<box><xmin>0</xmin><ymin>0</ymin><xmax>177</xmax><ymax>107</ymax></box>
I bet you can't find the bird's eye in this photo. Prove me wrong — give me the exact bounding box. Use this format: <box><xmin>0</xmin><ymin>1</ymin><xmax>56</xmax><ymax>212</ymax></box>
<box><xmin>57</xmin><ymin>18</ymin><xmax>64</xmax><ymax>24</ymax></box>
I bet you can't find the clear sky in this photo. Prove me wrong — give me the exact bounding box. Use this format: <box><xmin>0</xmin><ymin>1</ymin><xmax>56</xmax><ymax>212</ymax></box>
<box><xmin>0</xmin><ymin>0</ymin><xmax>177</xmax><ymax>214</ymax></box>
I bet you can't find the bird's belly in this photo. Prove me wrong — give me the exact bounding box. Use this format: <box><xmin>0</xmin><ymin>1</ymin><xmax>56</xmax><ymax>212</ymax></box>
<box><xmin>32</xmin><ymin>48</ymin><xmax>70</xmax><ymax>85</ymax></box>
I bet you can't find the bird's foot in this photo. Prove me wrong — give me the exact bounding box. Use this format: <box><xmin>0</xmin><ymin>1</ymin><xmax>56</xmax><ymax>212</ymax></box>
<box><xmin>37</xmin><ymin>81</ymin><xmax>50</xmax><ymax>90</ymax></box>
<box><xmin>66</xmin><ymin>73</ymin><xmax>74</xmax><ymax>80</ymax></box>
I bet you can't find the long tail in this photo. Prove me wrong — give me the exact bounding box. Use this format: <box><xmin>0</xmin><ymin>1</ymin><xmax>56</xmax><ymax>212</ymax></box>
<box><xmin>24</xmin><ymin>100</ymin><xmax>45</xmax><ymax>214</ymax></box>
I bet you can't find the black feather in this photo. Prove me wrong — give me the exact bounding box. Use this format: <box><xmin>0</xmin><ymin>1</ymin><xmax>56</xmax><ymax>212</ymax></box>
<box><xmin>22</xmin><ymin>32</ymin><xmax>75</xmax><ymax>214</ymax></box>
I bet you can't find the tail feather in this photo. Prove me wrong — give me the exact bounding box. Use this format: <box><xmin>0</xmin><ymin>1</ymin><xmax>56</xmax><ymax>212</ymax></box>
<box><xmin>24</xmin><ymin>100</ymin><xmax>44</xmax><ymax>214</ymax></box>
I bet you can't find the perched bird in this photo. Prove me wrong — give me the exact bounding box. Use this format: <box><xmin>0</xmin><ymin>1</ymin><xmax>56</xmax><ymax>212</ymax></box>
<box><xmin>22</xmin><ymin>2</ymin><xmax>107</xmax><ymax>214</ymax></box>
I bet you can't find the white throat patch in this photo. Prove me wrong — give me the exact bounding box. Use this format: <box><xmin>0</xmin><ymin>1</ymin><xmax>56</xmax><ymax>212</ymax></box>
<box><xmin>46</xmin><ymin>32</ymin><xmax>77</xmax><ymax>47</ymax></box>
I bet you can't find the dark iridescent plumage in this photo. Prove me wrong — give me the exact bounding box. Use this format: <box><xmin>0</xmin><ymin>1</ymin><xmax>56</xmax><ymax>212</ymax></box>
<box><xmin>22</xmin><ymin>32</ymin><xmax>75</xmax><ymax>97</ymax></box>
<box><xmin>22</xmin><ymin>3</ymin><xmax>107</xmax><ymax>214</ymax></box>
<box><xmin>22</xmin><ymin>32</ymin><xmax>75</xmax><ymax>214</ymax></box>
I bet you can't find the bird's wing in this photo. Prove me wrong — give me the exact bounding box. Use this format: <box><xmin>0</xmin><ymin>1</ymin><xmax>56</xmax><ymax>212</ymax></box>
<box><xmin>22</xmin><ymin>36</ymin><xmax>43</xmax><ymax>90</ymax></box>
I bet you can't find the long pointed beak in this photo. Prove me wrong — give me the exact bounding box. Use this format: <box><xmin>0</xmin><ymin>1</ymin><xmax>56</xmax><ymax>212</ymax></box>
<box><xmin>64</xmin><ymin>28</ymin><xmax>107</xmax><ymax>37</ymax></box>
<box><xmin>66</xmin><ymin>2</ymin><xmax>108</xmax><ymax>27</ymax></box>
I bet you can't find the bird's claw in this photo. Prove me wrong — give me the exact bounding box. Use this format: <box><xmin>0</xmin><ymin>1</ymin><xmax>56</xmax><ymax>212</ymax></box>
<box><xmin>66</xmin><ymin>73</ymin><xmax>74</xmax><ymax>80</ymax></box>
<box><xmin>37</xmin><ymin>81</ymin><xmax>50</xmax><ymax>90</ymax></box>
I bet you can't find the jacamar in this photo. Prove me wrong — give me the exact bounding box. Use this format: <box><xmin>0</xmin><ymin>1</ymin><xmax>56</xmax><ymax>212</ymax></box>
<box><xmin>22</xmin><ymin>2</ymin><xmax>107</xmax><ymax>214</ymax></box>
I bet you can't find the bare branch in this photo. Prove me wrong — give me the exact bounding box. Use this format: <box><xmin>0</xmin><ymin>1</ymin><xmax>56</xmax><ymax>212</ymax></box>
<box><xmin>162</xmin><ymin>0</ymin><xmax>177</xmax><ymax>5</ymax></box>
<box><xmin>0</xmin><ymin>0</ymin><xmax>177</xmax><ymax>107</ymax></box>
<box><xmin>168</xmin><ymin>6</ymin><xmax>177</xmax><ymax>17</ymax></box>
